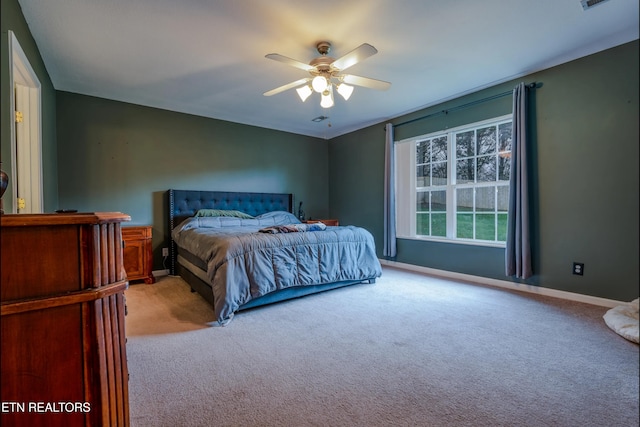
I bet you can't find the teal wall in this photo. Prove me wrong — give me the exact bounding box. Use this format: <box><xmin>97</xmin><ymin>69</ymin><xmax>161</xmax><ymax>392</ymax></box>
<box><xmin>330</xmin><ymin>40</ymin><xmax>639</xmax><ymax>302</ymax></box>
<box><xmin>0</xmin><ymin>0</ymin><xmax>58</xmax><ymax>213</ymax></box>
<box><xmin>56</xmin><ymin>92</ymin><xmax>329</xmax><ymax>265</ymax></box>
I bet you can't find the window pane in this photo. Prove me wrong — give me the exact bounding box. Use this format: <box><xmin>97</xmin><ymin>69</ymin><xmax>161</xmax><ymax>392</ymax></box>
<box><xmin>456</xmin><ymin>188</ymin><xmax>473</xmax><ymax>212</ymax></box>
<box><xmin>416</xmin><ymin>140</ymin><xmax>429</xmax><ymax>164</ymax></box>
<box><xmin>431</xmin><ymin>213</ymin><xmax>446</xmax><ymax>237</ymax></box>
<box><xmin>456</xmin><ymin>159</ymin><xmax>474</xmax><ymax>183</ymax></box>
<box><xmin>431</xmin><ymin>136</ymin><xmax>448</xmax><ymax>162</ymax></box>
<box><xmin>416</xmin><ymin>213</ymin><xmax>429</xmax><ymax>235</ymax></box>
<box><xmin>456</xmin><ymin>131</ymin><xmax>474</xmax><ymax>158</ymax></box>
<box><xmin>477</xmin><ymin>126</ymin><xmax>496</xmax><ymax>156</ymax></box>
<box><xmin>457</xmin><ymin>214</ymin><xmax>473</xmax><ymax>238</ymax></box>
<box><xmin>476</xmin><ymin>155</ymin><xmax>496</xmax><ymax>182</ymax></box>
<box><xmin>498</xmin><ymin>155</ymin><xmax>510</xmax><ymax>182</ymax></box>
<box><xmin>476</xmin><ymin>186</ymin><xmax>495</xmax><ymax>212</ymax></box>
<box><xmin>476</xmin><ymin>214</ymin><xmax>496</xmax><ymax>240</ymax></box>
<box><xmin>416</xmin><ymin>191</ymin><xmax>429</xmax><ymax>211</ymax></box>
<box><xmin>497</xmin><ymin>186</ymin><xmax>509</xmax><ymax>212</ymax></box>
<box><xmin>497</xmin><ymin>213</ymin><xmax>508</xmax><ymax>241</ymax></box>
<box><xmin>432</xmin><ymin>162</ymin><xmax>447</xmax><ymax>185</ymax></box>
<box><xmin>431</xmin><ymin>190</ymin><xmax>446</xmax><ymax>212</ymax></box>
<box><xmin>498</xmin><ymin>122</ymin><xmax>512</xmax><ymax>152</ymax></box>
<box><xmin>417</xmin><ymin>165</ymin><xmax>430</xmax><ymax>187</ymax></box>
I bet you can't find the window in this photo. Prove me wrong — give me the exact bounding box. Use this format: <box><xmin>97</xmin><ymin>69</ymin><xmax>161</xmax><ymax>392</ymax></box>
<box><xmin>396</xmin><ymin>115</ymin><xmax>512</xmax><ymax>245</ymax></box>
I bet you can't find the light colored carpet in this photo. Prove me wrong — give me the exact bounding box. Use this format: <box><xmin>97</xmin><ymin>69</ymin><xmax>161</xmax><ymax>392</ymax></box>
<box><xmin>125</xmin><ymin>267</ymin><xmax>639</xmax><ymax>427</ymax></box>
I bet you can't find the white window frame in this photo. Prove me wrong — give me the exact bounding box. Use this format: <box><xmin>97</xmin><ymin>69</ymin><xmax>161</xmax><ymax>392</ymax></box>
<box><xmin>395</xmin><ymin>114</ymin><xmax>512</xmax><ymax>247</ymax></box>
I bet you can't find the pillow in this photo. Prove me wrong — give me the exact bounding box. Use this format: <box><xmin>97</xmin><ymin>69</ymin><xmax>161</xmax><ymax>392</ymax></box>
<box><xmin>255</xmin><ymin>211</ymin><xmax>301</xmax><ymax>225</ymax></box>
<box><xmin>194</xmin><ymin>209</ymin><xmax>254</xmax><ymax>219</ymax></box>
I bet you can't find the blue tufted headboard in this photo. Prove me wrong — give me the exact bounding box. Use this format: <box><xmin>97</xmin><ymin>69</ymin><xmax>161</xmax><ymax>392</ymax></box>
<box><xmin>167</xmin><ymin>189</ymin><xmax>294</xmax><ymax>274</ymax></box>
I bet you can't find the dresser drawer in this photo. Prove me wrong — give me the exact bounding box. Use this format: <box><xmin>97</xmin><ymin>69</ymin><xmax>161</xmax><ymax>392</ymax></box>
<box><xmin>122</xmin><ymin>226</ymin><xmax>151</xmax><ymax>240</ymax></box>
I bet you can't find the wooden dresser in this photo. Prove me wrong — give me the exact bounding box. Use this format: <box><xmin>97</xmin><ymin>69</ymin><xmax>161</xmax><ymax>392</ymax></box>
<box><xmin>122</xmin><ymin>226</ymin><xmax>155</xmax><ymax>284</ymax></box>
<box><xmin>1</xmin><ymin>212</ymin><xmax>131</xmax><ymax>427</ymax></box>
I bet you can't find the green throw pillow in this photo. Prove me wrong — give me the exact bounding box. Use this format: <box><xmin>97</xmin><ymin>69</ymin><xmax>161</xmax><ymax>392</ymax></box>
<box><xmin>194</xmin><ymin>209</ymin><xmax>254</xmax><ymax>219</ymax></box>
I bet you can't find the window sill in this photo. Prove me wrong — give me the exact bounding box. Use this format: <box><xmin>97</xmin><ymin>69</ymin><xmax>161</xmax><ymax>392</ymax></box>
<box><xmin>397</xmin><ymin>235</ymin><xmax>506</xmax><ymax>248</ymax></box>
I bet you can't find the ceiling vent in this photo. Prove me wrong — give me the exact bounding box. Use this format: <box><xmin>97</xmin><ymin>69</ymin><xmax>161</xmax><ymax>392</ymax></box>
<box><xmin>580</xmin><ymin>0</ymin><xmax>611</xmax><ymax>10</ymax></box>
<box><xmin>311</xmin><ymin>116</ymin><xmax>329</xmax><ymax>122</ymax></box>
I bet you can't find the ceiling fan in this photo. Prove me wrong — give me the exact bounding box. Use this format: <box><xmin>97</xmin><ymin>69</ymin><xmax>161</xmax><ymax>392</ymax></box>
<box><xmin>263</xmin><ymin>41</ymin><xmax>391</xmax><ymax>108</ymax></box>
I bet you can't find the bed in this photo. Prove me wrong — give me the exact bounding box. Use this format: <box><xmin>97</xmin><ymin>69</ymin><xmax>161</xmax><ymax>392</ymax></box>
<box><xmin>168</xmin><ymin>189</ymin><xmax>382</xmax><ymax>325</ymax></box>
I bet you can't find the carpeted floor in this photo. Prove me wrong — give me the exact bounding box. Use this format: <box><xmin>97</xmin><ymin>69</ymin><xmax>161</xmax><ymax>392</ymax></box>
<box><xmin>125</xmin><ymin>267</ymin><xmax>639</xmax><ymax>427</ymax></box>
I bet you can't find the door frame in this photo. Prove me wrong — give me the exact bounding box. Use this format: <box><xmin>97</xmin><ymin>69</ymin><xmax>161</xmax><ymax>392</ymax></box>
<box><xmin>8</xmin><ymin>30</ymin><xmax>43</xmax><ymax>213</ymax></box>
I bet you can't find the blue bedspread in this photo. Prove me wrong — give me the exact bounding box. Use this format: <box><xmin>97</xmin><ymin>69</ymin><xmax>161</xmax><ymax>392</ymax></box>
<box><xmin>172</xmin><ymin>211</ymin><xmax>382</xmax><ymax>324</ymax></box>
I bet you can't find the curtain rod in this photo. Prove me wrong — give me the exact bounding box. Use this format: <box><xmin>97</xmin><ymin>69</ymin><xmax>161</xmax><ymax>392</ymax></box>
<box><xmin>393</xmin><ymin>82</ymin><xmax>539</xmax><ymax>129</ymax></box>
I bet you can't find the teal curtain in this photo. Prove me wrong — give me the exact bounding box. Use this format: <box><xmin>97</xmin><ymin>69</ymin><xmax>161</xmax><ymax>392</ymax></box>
<box><xmin>506</xmin><ymin>83</ymin><xmax>532</xmax><ymax>279</ymax></box>
<box><xmin>383</xmin><ymin>123</ymin><xmax>396</xmax><ymax>257</ymax></box>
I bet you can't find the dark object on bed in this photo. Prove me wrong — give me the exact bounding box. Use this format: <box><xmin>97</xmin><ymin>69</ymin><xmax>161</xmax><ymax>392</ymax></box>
<box><xmin>167</xmin><ymin>189</ymin><xmax>382</xmax><ymax>325</ymax></box>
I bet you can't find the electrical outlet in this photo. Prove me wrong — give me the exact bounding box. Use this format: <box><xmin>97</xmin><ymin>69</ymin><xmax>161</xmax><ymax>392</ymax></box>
<box><xmin>162</xmin><ymin>247</ymin><xmax>169</xmax><ymax>257</ymax></box>
<box><xmin>572</xmin><ymin>262</ymin><xmax>584</xmax><ymax>276</ymax></box>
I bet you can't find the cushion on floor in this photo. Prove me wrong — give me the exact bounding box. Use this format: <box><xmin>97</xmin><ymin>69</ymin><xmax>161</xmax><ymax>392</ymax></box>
<box><xmin>603</xmin><ymin>298</ymin><xmax>639</xmax><ymax>344</ymax></box>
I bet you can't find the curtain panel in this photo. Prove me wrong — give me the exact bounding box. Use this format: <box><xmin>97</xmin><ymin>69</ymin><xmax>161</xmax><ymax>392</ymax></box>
<box><xmin>505</xmin><ymin>83</ymin><xmax>533</xmax><ymax>279</ymax></box>
<box><xmin>383</xmin><ymin>123</ymin><xmax>397</xmax><ymax>257</ymax></box>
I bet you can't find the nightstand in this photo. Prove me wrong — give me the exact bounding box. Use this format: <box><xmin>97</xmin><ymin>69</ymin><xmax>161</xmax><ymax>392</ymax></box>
<box><xmin>122</xmin><ymin>225</ymin><xmax>155</xmax><ymax>284</ymax></box>
<box><xmin>304</xmin><ymin>219</ymin><xmax>339</xmax><ymax>226</ymax></box>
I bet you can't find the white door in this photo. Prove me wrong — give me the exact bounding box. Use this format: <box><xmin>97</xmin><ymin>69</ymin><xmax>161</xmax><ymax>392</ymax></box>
<box><xmin>9</xmin><ymin>31</ymin><xmax>43</xmax><ymax>214</ymax></box>
<box><xmin>14</xmin><ymin>83</ymin><xmax>43</xmax><ymax>213</ymax></box>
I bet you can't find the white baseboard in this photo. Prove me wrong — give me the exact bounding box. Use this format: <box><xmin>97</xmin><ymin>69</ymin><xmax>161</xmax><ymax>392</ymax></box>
<box><xmin>379</xmin><ymin>259</ymin><xmax>623</xmax><ymax>308</ymax></box>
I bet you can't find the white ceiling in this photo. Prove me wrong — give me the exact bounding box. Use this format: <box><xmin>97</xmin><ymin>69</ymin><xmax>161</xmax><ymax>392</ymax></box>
<box><xmin>17</xmin><ymin>0</ymin><xmax>639</xmax><ymax>139</ymax></box>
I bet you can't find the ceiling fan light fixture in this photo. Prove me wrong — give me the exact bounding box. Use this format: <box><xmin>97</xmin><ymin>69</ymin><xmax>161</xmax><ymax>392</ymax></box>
<box><xmin>264</xmin><ymin>41</ymin><xmax>390</xmax><ymax>109</ymax></box>
<box><xmin>311</xmin><ymin>75</ymin><xmax>328</xmax><ymax>93</ymax></box>
<box><xmin>296</xmin><ymin>85</ymin><xmax>313</xmax><ymax>102</ymax></box>
<box><xmin>336</xmin><ymin>83</ymin><xmax>354</xmax><ymax>101</ymax></box>
<box><xmin>320</xmin><ymin>87</ymin><xmax>334</xmax><ymax>108</ymax></box>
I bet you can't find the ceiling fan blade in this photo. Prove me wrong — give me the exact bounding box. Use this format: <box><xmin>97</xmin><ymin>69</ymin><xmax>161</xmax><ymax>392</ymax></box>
<box><xmin>263</xmin><ymin>78</ymin><xmax>311</xmax><ymax>96</ymax></box>
<box><xmin>331</xmin><ymin>43</ymin><xmax>378</xmax><ymax>71</ymax></box>
<box><xmin>342</xmin><ymin>74</ymin><xmax>391</xmax><ymax>91</ymax></box>
<box><xmin>265</xmin><ymin>53</ymin><xmax>315</xmax><ymax>72</ymax></box>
